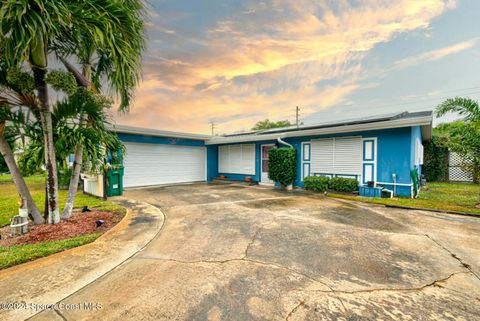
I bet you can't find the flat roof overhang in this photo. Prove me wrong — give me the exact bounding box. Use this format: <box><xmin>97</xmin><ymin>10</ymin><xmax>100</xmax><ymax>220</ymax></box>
<box><xmin>110</xmin><ymin>124</ymin><xmax>210</xmax><ymax>141</ymax></box>
<box><xmin>205</xmin><ymin>116</ymin><xmax>433</xmax><ymax>145</ymax></box>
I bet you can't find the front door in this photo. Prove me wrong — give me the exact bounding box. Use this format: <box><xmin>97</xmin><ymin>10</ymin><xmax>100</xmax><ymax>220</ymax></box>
<box><xmin>261</xmin><ymin>144</ymin><xmax>275</xmax><ymax>184</ymax></box>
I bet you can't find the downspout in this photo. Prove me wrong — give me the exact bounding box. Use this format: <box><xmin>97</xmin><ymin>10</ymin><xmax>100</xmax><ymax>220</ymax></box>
<box><xmin>277</xmin><ymin>137</ymin><xmax>293</xmax><ymax>148</ymax></box>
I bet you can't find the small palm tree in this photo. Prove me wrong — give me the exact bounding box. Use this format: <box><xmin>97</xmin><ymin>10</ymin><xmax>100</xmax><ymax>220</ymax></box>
<box><xmin>436</xmin><ymin>97</ymin><xmax>480</xmax><ymax>207</ymax></box>
<box><xmin>436</xmin><ymin>97</ymin><xmax>480</xmax><ymax>122</ymax></box>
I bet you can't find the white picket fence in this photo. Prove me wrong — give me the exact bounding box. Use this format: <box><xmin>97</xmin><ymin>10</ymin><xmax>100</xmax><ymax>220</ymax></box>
<box><xmin>82</xmin><ymin>174</ymin><xmax>105</xmax><ymax>198</ymax></box>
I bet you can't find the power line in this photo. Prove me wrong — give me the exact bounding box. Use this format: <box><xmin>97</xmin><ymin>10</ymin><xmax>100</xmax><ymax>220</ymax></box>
<box><xmin>307</xmin><ymin>90</ymin><xmax>480</xmax><ymax>122</ymax></box>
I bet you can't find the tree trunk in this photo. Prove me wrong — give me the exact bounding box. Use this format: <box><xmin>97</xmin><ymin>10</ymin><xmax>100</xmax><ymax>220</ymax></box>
<box><xmin>60</xmin><ymin>60</ymin><xmax>92</xmax><ymax>219</ymax></box>
<box><xmin>61</xmin><ymin>144</ymin><xmax>83</xmax><ymax>219</ymax></box>
<box><xmin>33</xmin><ymin>67</ymin><xmax>60</xmax><ymax>224</ymax></box>
<box><xmin>0</xmin><ymin>133</ymin><xmax>45</xmax><ymax>224</ymax></box>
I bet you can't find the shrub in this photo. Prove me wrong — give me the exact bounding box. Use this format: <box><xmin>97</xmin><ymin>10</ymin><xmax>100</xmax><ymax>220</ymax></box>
<box><xmin>268</xmin><ymin>147</ymin><xmax>296</xmax><ymax>188</ymax></box>
<box><xmin>423</xmin><ymin>136</ymin><xmax>448</xmax><ymax>182</ymax></box>
<box><xmin>304</xmin><ymin>176</ymin><xmax>330</xmax><ymax>192</ymax></box>
<box><xmin>329</xmin><ymin>177</ymin><xmax>358</xmax><ymax>193</ymax></box>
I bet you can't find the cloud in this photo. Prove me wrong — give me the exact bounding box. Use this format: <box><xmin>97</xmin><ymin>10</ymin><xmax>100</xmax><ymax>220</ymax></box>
<box><xmin>394</xmin><ymin>37</ymin><xmax>479</xmax><ymax>69</ymax></box>
<box><xmin>115</xmin><ymin>0</ymin><xmax>457</xmax><ymax>134</ymax></box>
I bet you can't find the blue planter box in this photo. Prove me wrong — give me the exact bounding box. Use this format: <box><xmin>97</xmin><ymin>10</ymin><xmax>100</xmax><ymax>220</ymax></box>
<box><xmin>359</xmin><ymin>186</ymin><xmax>383</xmax><ymax>198</ymax></box>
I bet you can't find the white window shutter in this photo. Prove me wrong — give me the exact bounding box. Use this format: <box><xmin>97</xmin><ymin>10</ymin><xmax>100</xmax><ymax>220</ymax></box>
<box><xmin>311</xmin><ymin>138</ymin><xmax>334</xmax><ymax>174</ymax></box>
<box><xmin>333</xmin><ymin>137</ymin><xmax>362</xmax><ymax>174</ymax></box>
<box><xmin>310</xmin><ymin>136</ymin><xmax>362</xmax><ymax>176</ymax></box>
<box><xmin>218</xmin><ymin>144</ymin><xmax>255</xmax><ymax>175</ymax></box>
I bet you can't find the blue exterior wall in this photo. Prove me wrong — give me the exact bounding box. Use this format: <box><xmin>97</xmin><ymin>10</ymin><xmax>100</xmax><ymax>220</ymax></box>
<box><xmin>207</xmin><ymin>145</ymin><xmax>218</xmax><ymax>181</ymax></box>
<box><xmin>208</xmin><ymin>126</ymin><xmax>418</xmax><ymax>197</ymax></box>
<box><xmin>212</xmin><ymin>140</ymin><xmax>277</xmax><ymax>182</ymax></box>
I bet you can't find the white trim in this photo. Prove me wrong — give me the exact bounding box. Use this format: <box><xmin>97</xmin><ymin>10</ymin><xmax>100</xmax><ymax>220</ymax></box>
<box><xmin>362</xmin><ymin>137</ymin><xmax>377</xmax><ymax>184</ymax></box>
<box><xmin>205</xmin><ymin>116</ymin><xmax>432</xmax><ymax>145</ymax></box>
<box><xmin>377</xmin><ymin>181</ymin><xmax>413</xmax><ymax>187</ymax></box>
<box><xmin>300</xmin><ymin>141</ymin><xmax>311</xmax><ymax>181</ymax></box>
<box><xmin>111</xmin><ymin>124</ymin><xmax>210</xmax><ymax>140</ymax></box>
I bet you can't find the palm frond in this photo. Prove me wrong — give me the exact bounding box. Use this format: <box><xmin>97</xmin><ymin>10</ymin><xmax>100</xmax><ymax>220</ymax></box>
<box><xmin>436</xmin><ymin>97</ymin><xmax>480</xmax><ymax>122</ymax></box>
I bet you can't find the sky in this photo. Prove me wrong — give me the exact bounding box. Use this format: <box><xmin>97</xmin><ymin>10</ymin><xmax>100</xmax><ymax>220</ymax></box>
<box><xmin>114</xmin><ymin>0</ymin><xmax>480</xmax><ymax>134</ymax></box>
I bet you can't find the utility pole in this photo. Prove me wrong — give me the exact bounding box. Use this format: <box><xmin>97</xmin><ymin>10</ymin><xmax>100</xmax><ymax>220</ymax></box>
<box><xmin>210</xmin><ymin>122</ymin><xmax>216</xmax><ymax>136</ymax></box>
<box><xmin>295</xmin><ymin>106</ymin><xmax>300</xmax><ymax>128</ymax></box>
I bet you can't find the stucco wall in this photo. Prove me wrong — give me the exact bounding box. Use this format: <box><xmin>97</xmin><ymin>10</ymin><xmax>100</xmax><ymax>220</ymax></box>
<box><xmin>207</xmin><ymin>126</ymin><xmax>417</xmax><ymax>197</ymax></box>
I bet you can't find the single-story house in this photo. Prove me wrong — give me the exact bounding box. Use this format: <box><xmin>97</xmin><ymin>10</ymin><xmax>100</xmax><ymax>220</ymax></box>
<box><xmin>100</xmin><ymin>111</ymin><xmax>431</xmax><ymax>198</ymax></box>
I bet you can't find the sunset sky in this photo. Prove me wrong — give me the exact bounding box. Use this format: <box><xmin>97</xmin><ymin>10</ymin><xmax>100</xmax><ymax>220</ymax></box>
<box><xmin>114</xmin><ymin>0</ymin><xmax>480</xmax><ymax>135</ymax></box>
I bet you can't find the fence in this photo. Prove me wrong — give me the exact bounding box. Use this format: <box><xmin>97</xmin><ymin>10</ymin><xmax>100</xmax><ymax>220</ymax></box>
<box><xmin>448</xmin><ymin>152</ymin><xmax>473</xmax><ymax>182</ymax></box>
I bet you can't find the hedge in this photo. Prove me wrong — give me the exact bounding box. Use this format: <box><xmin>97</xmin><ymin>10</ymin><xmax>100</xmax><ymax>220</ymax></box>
<box><xmin>304</xmin><ymin>176</ymin><xmax>330</xmax><ymax>192</ymax></box>
<box><xmin>423</xmin><ymin>137</ymin><xmax>448</xmax><ymax>182</ymax></box>
<box><xmin>268</xmin><ymin>147</ymin><xmax>296</xmax><ymax>187</ymax></box>
<box><xmin>329</xmin><ymin>177</ymin><xmax>358</xmax><ymax>193</ymax></box>
<box><xmin>304</xmin><ymin>176</ymin><xmax>359</xmax><ymax>193</ymax></box>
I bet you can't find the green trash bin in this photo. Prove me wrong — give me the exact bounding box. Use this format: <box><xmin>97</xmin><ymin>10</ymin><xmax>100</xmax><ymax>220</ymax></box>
<box><xmin>106</xmin><ymin>167</ymin><xmax>124</xmax><ymax>197</ymax></box>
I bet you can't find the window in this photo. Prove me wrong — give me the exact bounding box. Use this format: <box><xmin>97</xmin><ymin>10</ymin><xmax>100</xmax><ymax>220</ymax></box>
<box><xmin>218</xmin><ymin>144</ymin><xmax>255</xmax><ymax>174</ymax></box>
<box><xmin>310</xmin><ymin>137</ymin><xmax>362</xmax><ymax>178</ymax></box>
<box><xmin>415</xmin><ymin>139</ymin><xmax>424</xmax><ymax>166</ymax></box>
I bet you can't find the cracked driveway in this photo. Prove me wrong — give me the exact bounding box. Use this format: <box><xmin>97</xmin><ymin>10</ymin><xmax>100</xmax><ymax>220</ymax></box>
<box><xmin>35</xmin><ymin>183</ymin><xmax>480</xmax><ymax>320</ymax></box>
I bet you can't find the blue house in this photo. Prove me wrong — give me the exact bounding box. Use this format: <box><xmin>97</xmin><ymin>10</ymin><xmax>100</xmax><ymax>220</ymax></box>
<box><xmin>112</xmin><ymin>111</ymin><xmax>432</xmax><ymax>198</ymax></box>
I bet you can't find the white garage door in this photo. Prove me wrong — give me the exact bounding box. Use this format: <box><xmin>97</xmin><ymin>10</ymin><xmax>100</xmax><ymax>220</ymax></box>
<box><xmin>123</xmin><ymin>142</ymin><xmax>206</xmax><ymax>188</ymax></box>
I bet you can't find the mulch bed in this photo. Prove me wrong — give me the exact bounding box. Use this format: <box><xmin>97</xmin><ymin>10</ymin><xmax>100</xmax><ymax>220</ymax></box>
<box><xmin>0</xmin><ymin>209</ymin><xmax>124</xmax><ymax>247</ymax></box>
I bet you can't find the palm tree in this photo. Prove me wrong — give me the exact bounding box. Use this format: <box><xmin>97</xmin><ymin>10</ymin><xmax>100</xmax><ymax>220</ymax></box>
<box><xmin>54</xmin><ymin>88</ymin><xmax>125</xmax><ymax>218</ymax></box>
<box><xmin>436</xmin><ymin>97</ymin><xmax>480</xmax><ymax>206</ymax></box>
<box><xmin>436</xmin><ymin>97</ymin><xmax>480</xmax><ymax>122</ymax></box>
<box><xmin>1</xmin><ymin>0</ymin><xmax>145</xmax><ymax>223</ymax></box>
<box><xmin>0</xmin><ymin>55</ymin><xmax>45</xmax><ymax>224</ymax></box>
<box><xmin>54</xmin><ymin>1</ymin><xmax>144</xmax><ymax>219</ymax></box>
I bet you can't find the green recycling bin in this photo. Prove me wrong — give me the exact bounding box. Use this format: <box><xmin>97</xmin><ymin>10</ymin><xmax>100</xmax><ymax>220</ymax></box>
<box><xmin>106</xmin><ymin>167</ymin><xmax>124</xmax><ymax>197</ymax></box>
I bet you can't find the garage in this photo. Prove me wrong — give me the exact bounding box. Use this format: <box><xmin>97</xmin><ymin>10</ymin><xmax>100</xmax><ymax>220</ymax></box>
<box><xmin>123</xmin><ymin>142</ymin><xmax>206</xmax><ymax>188</ymax></box>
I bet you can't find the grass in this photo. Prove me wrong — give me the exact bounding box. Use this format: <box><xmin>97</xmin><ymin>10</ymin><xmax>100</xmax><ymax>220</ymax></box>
<box><xmin>0</xmin><ymin>174</ymin><xmax>124</xmax><ymax>227</ymax></box>
<box><xmin>0</xmin><ymin>174</ymin><xmax>125</xmax><ymax>269</ymax></box>
<box><xmin>328</xmin><ymin>182</ymin><xmax>480</xmax><ymax>215</ymax></box>
<box><xmin>0</xmin><ymin>233</ymin><xmax>100</xmax><ymax>270</ymax></box>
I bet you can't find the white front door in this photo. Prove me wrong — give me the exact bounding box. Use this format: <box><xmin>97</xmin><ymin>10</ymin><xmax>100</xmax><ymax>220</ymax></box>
<box><xmin>261</xmin><ymin>144</ymin><xmax>275</xmax><ymax>184</ymax></box>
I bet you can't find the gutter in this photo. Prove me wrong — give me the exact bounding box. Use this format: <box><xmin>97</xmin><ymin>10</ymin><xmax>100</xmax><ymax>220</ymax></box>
<box><xmin>277</xmin><ymin>137</ymin><xmax>293</xmax><ymax>148</ymax></box>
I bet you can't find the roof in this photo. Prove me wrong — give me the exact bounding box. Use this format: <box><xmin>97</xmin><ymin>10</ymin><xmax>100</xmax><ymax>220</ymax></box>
<box><xmin>111</xmin><ymin>111</ymin><xmax>433</xmax><ymax>144</ymax></box>
<box><xmin>206</xmin><ymin>111</ymin><xmax>433</xmax><ymax>145</ymax></box>
<box><xmin>111</xmin><ymin>124</ymin><xmax>211</xmax><ymax>140</ymax></box>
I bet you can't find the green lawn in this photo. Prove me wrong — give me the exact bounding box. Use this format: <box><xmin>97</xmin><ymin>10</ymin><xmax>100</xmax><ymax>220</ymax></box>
<box><xmin>0</xmin><ymin>174</ymin><xmax>125</xmax><ymax>269</ymax></box>
<box><xmin>0</xmin><ymin>233</ymin><xmax>100</xmax><ymax>270</ymax></box>
<box><xmin>328</xmin><ymin>182</ymin><xmax>480</xmax><ymax>215</ymax></box>
<box><xmin>0</xmin><ymin>174</ymin><xmax>123</xmax><ymax>227</ymax></box>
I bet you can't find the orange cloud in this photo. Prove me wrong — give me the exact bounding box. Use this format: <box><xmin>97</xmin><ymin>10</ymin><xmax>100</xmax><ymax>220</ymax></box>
<box><xmin>115</xmin><ymin>0</ymin><xmax>456</xmax><ymax>134</ymax></box>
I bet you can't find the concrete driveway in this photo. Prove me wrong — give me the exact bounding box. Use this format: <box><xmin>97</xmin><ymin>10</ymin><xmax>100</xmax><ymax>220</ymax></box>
<box><xmin>34</xmin><ymin>183</ymin><xmax>480</xmax><ymax>321</ymax></box>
